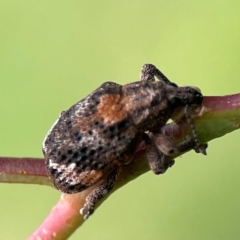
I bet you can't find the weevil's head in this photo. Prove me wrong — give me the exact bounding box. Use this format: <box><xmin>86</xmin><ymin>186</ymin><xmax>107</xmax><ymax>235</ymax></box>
<box><xmin>167</xmin><ymin>85</ymin><xmax>203</xmax><ymax>121</ymax></box>
<box><xmin>168</xmin><ymin>85</ymin><xmax>203</xmax><ymax>108</ymax></box>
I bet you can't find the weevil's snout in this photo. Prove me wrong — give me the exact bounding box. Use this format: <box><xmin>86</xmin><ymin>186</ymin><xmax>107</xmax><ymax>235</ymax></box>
<box><xmin>169</xmin><ymin>86</ymin><xmax>203</xmax><ymax>107</ymax></box>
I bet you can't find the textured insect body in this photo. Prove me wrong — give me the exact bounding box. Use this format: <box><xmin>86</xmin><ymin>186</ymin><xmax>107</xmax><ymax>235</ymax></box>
<box><xmin>43</xmin><ymin>64</ymin><xmax>206</xmax><ymax>219</ymax></box>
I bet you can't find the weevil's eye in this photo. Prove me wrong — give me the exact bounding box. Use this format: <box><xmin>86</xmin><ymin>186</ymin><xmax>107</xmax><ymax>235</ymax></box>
<box><xmin>191</xmin><ymin>89</ymin><xmax>203</xmax><ymax>105</ymax></box>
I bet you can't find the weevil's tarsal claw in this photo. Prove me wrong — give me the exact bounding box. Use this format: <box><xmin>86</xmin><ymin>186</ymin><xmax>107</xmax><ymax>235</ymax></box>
<box><xmin>201</xmin><ymin>149</ymin><xmax>207</xmax><ymax>156</ymax></box>
<box><xmin>199</xmin><ymin>143</ymin><xmax>208</xmax><ymax>156</ymax></box>
<box><xmin>194</xmin><ymin>143</ymin><xmax>208</xmax><ymax>156</ymax></box>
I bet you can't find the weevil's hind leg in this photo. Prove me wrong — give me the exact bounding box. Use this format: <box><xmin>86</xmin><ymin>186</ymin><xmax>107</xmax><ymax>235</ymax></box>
<box><xmin>140</xmin><ymin>64</ymin><xmax>156</xmax><ymax>81</ymax></box>
<box><xmin>154</xmin><ymin>67</ymin><xmax>176</xmax><ymax>86</ymax></box>
<box><xmin>80</xmin><ymin>167</ymin><xmax>120</xmax><ymax>220</ymax></box>
<box><xmin>140</xmin><ymin>64</ymin><xmax>178</xmax><ymax>87</ymax></box>
<box><xmin>143</xmin><ymin>133</ymin><xmax>175</xmax><ymax>174</ymax></box>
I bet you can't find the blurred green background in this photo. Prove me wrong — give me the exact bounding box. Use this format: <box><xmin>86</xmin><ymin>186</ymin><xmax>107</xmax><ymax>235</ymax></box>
<box><xmin>1</xmin><ymin>1</ymin><xmax>240</xmax><ymax>239</ymax></box>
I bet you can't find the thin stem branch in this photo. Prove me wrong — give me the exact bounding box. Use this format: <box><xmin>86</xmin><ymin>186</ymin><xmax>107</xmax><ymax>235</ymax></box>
<box><xmin>0</xmin><ymin>157</ymin><xmax>51</xmax><ymax>186</ymax></box>
<box><xmin>1</xmin><ymin>94</ymin><xmax>240</xmax><ymax>239</ymax></box>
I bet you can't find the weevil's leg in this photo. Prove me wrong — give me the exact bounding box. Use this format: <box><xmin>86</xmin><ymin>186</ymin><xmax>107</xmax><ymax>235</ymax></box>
<box><xmin>140</xmin><ymin>64</ymin><xmax>178</xmax><ymax>87</ymax></box>
<box><xmin>80</xmin><ymin>167</ymin><xmax>120</xmax><ymax>220</ymax></box>
<box><xmin>154</xmin><ymin>67</ymin><xmax>176</xmax><ymax>86</ymax></box>
<box><xmin>149</xmin><ymin>131</ymin><xmax>207</xmax><ymax>156</ymax></box>
<box><xmin>143</xmin><ymin>133</ymin><xmax>175</xmax><ymax>174</ymax></box>
<box><xmin>140</xmin><ymin>64</ymin><xmax>156</xmax><ymax>81</ymax></box>
<box><xmin>176</xmin><ymin>138</ymin><xmax>208</xmax><ymax>156</ymax></box>
<box><xmin>184</xmin><ymin>105</ymin><xmax>208</xmax><ymax>155</ymax></box>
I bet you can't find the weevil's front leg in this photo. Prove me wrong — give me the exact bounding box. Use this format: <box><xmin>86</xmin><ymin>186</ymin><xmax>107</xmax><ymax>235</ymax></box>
<box><xmin>80</xmin><ymin>167</ymin><xmax>120</xmax><ymax>220</ymax></box>
<box><xmin>154</xmin><ymin>131</ymin><xmax>208</xmax><ymax>155</ymax></box>
<box><xmin>184</xmin><ymin>104</ymin><xmax>208</xmax><ymax>155</ymax></box>
<box><xmin>140</xmin><ymin>64</ymin><xmax>178</xmax><ymax>87</ymax></box>
<box><xmin>143</xmin><ymin>132</ymin><xmax>208</xmax><ymax>175</ymax></box>
<box><xmin>143</xmin><ymin>133</ymin><xmax>175</xmax><ymax>174</ymax></box>
<box><xmin>176</xmin><ymin>137</ymin><xmax>208</xmax><ymax>155</ymax></box>
<box><xmin>150</xmin><ymin>131</ymin><xmax>208</xmax><ymax>157</ymax></box>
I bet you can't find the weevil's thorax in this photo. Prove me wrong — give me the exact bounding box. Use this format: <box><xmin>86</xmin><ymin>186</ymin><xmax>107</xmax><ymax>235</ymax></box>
<box><xmin>121</xmin><ymin>81</ymin><xmax>178</xmax><ymax>131</ymax></box>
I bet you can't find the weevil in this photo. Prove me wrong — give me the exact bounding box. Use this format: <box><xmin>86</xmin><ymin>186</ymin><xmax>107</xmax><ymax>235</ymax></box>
<box><xmin>43</xmin><ymin>64</ymin><xmax>207</xmax><ymax>219</ymax></box>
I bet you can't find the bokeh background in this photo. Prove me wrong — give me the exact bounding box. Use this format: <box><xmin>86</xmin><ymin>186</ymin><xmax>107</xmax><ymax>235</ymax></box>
<box><xmin>1</xmin><ymin>1</ymin><xmax>240</xmax><ymax>239</ymax></box>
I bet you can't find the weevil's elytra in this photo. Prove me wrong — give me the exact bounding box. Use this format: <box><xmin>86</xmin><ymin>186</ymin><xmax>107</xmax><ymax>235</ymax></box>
<box><xmin>43</xmin><ymin>64</ymin><xmax>206</xmax><ymax>219</ymax></box>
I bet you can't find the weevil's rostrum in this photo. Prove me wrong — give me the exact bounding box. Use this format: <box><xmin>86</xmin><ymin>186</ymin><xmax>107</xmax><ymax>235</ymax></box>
<box><xmin>43</xmin><ymin>64</ymin><xmax>205</xmax><ymax>219</ymax></box>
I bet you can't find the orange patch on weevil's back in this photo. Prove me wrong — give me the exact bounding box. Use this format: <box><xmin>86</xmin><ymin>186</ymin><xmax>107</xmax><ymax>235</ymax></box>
<box><xmin>97</xmin><ymin>94</ymin><xmax>127</xmax><ymax>124</ymax></box>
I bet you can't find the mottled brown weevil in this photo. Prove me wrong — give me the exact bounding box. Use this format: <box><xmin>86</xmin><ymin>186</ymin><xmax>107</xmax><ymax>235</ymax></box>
<box><xmin>43</xmin><ymin>64</ymin><xmax>207</xmax><ymax>219</ymax></box>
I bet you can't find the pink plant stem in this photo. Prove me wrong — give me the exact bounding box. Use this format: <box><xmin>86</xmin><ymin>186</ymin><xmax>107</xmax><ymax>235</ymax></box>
<box><xmin>1</xmin><ymin>94</ymin><xmax>240</xmax><ymax>239</ymax></box>
<box><xmin>28</xmin><ymin>193</ymin><xmax>87</xmax><ymax>240</ymax></box>
<box><xmin>0</xmin><ymin>157</ymin><xmax>51</xmax><ymax>186</ymax></box>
